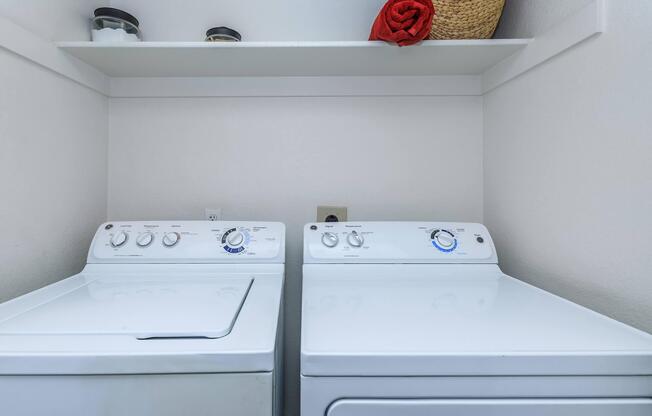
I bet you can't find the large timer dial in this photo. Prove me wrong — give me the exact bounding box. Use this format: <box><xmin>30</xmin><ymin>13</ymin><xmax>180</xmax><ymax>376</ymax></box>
<box><xmin>222</xmin><ymin>228</ymin><xmax>249</xmax><ymax>253</ymax></box>
<box><xmin>431</xmin><ymin>229</ymin><xmax>457</xmax><ymax>252</ymax></box>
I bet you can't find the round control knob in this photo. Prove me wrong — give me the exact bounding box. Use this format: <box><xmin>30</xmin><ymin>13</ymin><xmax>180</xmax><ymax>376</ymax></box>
<box><xmin>321</xmin><ymin>232</ymin><xmax>339</xmax><ymax>248</ymax></box>
<box><xmin>136</xmin><ymin>232</ymin><xmax>154</xmax><ymax>247</ymax></box>
<box><xmin>162</xmin><ymin>232</ymin><xmax>180</xmax><ymax>247</ymax></box>
<box><xmin>347</xmin><ymin>230</ymin><xmax>364</xmax><ymax>248</ymax></box>
<box><xmin>434</xmin><ymin>231</ymin><xmax>455</xmax><ymax>248</ymax></box>
<box><xmin>226</xmin><ymin>231</ymin><xmax>244</xmax><ymax>247</ymax></box>
<box><xmin>110</xmin><ymin>231</ymin><xmax>128</xmax><ymax>248</ymax></box>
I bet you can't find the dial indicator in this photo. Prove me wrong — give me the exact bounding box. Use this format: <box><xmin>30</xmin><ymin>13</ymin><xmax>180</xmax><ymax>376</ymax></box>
<box><xmin>431</xmin><ymin>229</ymin><xmax>458</xmax><ymax>253</ymax></box>
<box><xmin>162</xmin><ymin>232</ymin><xmax>180</xmax><ymax>247</ymax></box>
<box><xmin>136</xmin><ymin>232</ymin><xmax>154</xmax><ymax>247</ymax></box>
<box><xmin>110</xmin><ymin>231</ymin><xmax>128</xmax><ymax>248</ymax></box>
<box><xmin>347</xmin><ymin>230</ymin><xmax>364</xmax><ymax>247</ymax></box>
<box><xmin>321</xmin><ymin>232</ymin><xmax>339</xmax><ymax>248</ymax></box>
<box><xmin>222</xmin><ymin>228</ymin><xmax>249</xmax><ymax>254</ymax></box>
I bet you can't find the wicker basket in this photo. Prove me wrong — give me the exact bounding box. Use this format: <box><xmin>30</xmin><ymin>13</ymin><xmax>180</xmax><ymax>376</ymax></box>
<box><xmin>430</xmin><ymin>0</ymin><xmax>505</xmax><ymax>40</ymax></box>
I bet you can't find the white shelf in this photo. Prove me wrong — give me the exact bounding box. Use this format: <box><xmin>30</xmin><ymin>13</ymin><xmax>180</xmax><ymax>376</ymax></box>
<box><xmin>0</xmin><ymin>0</ymin><xmax>603</xmax><ymax>95</ymax></box>
<box><xmin>57</xmin><ymin>40</ymin><xmax>530</xmax><ymax>78</ymax></box>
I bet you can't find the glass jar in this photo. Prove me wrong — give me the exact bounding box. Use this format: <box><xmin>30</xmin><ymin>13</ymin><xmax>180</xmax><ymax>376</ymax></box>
<box><xmin>205</xmin><ymin>27</ymin><xmax>241</xmax><ymax>42</ymax></box>
<box><xmin>92</xmin><ymin>7</ymin><xmax>142</xmax><ymax>42</ymax></box>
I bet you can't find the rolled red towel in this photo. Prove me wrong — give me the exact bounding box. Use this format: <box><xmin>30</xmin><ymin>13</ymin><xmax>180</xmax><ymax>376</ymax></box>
<box><xmin>369</xmin><ymin>0</ymin><xmax>435</xmax><ymax>46</ymax></box>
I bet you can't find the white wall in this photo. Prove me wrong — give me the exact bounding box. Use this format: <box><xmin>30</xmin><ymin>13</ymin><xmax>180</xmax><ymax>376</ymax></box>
<box><xmin>108</xmin><ymin>0</ymin><xmax>386</xmax><ymax>41</ymax></box>
<box><xmin>0</xmin><ymin>48</ymin><xmax>108</xmax><ymax>302</ymax></box>
<box><xmin>495</xmin><ymin>0</ymin><xmax>592</xmax><ymax>38</ymax></box>
<box><xmin>0</xmin><ymin>0</ymin><xmax>386</xmax><ymax>42</ymax></box>
<box><xmin>484</xmin><ymin>0</ymin><xmax>652</xmax><ymax>333</ymax></box>
<box><xmin>0</xmin><ymin>0</ymin><xmax>103</xmax><ymax>41</ymax></box>
<box><xmin>108</xmin><ymin>95</ymin><xmax>484</xmax><ymax>415</ymax></box>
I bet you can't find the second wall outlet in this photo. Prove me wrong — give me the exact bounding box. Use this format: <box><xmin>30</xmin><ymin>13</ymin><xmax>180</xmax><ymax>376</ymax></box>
<box><xmin>317</xmin><ymin>206</ymin><xmax>347</xmax><ymax>223</ymax></box>
<box><xmin>205</xmin><ymin>208</ymin><xmax>222</xmax><ymax>221</ymax></box>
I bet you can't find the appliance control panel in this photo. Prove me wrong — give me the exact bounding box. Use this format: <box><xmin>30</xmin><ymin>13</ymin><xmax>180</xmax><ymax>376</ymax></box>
<box><xmin>304</xmin><ymin>222</ymin><xmax>496</xmax><ymax>264</ymax></box>
<box><xmin>88</xmin><ymin>221</ymin><xmax>285</xmax><ymax>263</ymax></box>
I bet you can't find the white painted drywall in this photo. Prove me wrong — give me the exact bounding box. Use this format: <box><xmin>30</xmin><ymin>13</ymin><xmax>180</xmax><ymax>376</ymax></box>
<box><xmin>0</xmin><ymin>0</ymin><xmax>103</xmax><ymax>41</ymax></box>
<box><xmin>495</xmin><ymin>0</ymin><xmax>593</xmax><ymax>38</ymax></box>
<box><xmin>107</xmin><ymin>0</ymin><xmax>386</xmax><ymax>41</ymax></box>
<box><xmin>107</xmin><ymin>96</ymin><xmax>483</xmax><ymax>415</ymax></box>
<box><xmin>0</xmin><ymin>48</ymin><xmax>108</xmax><ymax>302</ymax></box>
<box><xmin>484</xmin><ymin>0</ymin><xmax>652</xmax><ymax>333</ymax></box>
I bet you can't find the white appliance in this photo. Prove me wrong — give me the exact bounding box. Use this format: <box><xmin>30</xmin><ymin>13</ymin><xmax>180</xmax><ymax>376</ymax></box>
<box><xmin>0</xmin><ymin>221</ymin><xmax>285</xmax><ymax>416</ymax></box>
<box><xmin>301</xmin><ymin>222</ymin><xmax>652</xmax><ymax>416</ymax></box>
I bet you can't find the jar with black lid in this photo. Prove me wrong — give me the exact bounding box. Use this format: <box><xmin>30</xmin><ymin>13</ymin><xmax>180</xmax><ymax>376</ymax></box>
<box><xmin>205</xmin><ymin>27</ymin><xmax>241</xmax><ymax>42</ymax></box>
<box><xmin>92</xmin><ymin>7</ymin><xmax>142</xmax><ymax>42</ymax></box>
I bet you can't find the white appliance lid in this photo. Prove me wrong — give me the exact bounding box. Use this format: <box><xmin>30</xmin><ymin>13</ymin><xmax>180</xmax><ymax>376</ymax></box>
<box><xmin>0</xmin><ymin>265</ymin><xmax>285</xmax><ymax>375</ymax></box>
<box><xmin>301</xmin><ymin>264</ymin><xmax>652</xmax><ymax>376</ymax></box>
<box><xmin>0</xmin><ymin>275</ymin><xmax>252</xmax><ymax>339</ymax></box>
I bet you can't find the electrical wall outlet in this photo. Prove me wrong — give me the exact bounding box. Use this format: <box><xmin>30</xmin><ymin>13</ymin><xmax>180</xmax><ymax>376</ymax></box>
<box><xmin>205</xmin><ymin>208</ymin><xmax>222</xmax><ymax>221</ymax></box>
<box><xmin>317</xmin><ymin>206</ymin><xmax>348</xmax><ymax>223</ymax></box>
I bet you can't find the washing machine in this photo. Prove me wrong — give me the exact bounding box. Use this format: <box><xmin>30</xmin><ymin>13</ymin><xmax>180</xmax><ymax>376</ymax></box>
<box><xmin>301</xmin><ymin>222</ymin><xmax>652</xmax><ymax>416</ymax></box>
<box><xmin>0</xmin><ymin>221</ymin><xmax>285</xmax><ymax>416</ymax></box>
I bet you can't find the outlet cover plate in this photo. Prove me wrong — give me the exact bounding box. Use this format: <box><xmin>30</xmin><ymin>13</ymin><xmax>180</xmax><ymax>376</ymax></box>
<box><xmin>205</xmin><ymin>208</ymin><xmax>222</xmax><ymax>221</ymax></box>
<box><xmin>317</xmin><ymin>206</ymin><xmax>347</xmax><ymax>223</ymax></box>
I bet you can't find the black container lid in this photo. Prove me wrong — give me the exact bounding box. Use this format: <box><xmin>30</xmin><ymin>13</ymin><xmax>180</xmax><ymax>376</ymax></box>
<box><xmin>94</xmin><ymin>7</ymin><xmax>139</xmax><ymax>28</ymax></box>
<box><xmin>206</xmin><ymin>26</ymin><xmax>241</xmax><ymax>41</ymax></box>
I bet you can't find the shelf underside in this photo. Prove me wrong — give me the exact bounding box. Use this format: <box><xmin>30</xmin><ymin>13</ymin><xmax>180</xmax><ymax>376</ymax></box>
<box><xmin>58</xmin><ymin>40</ymin><xmax>530</xmax><ymax>78</ymax></box>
